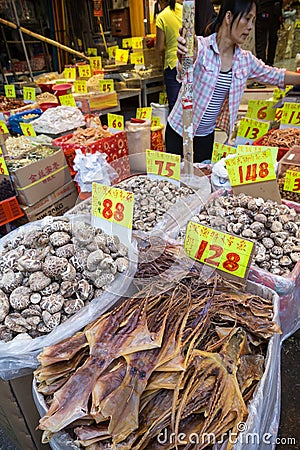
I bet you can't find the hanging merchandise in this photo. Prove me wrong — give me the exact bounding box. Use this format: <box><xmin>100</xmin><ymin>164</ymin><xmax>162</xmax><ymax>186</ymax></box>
<box><xmin>93</xmin><ymin>0</ymin><xmax>103</xmax><ymax>17</ymax></box>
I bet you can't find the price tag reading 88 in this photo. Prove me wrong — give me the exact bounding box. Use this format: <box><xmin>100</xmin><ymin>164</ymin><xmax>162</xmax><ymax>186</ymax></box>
<box><xmin>107</xmin><ymin>113</ymin><xmax>124</xmax><ymax>131</ymax></box>
<box><xmin>225</xmin><ymin>150</ymin><xmax>276</xmax><ymax>187</ymax></box>
<box><xmin>20</xmin><ymin>122</ymin><xmax>36</xmax><ymax>137</ymax></box>
<box><xmin>236</xmin><ymin>118</ymin><xmax>269</xmax><ymax>145</ymax></box>
<box><xmin>4</xmin><ymin>85</ymin><xmax>16</xmax><ymax>98</ymax></box>
<box><xmin>0</xmin><ymin>157</ymin><xmax>8</xmax><ymax>175</ymax></box>
<box><xmin>283</xmin><ymin>170</ymin><xmax>300</xmax><ymax>192</ymax></box>
<box><xmin>99</xmin><ymin>79</ymin><xmax>114</xmax><ymax>93</ymax></box>
<box><xmin>246</xmin><ymin>99</ymin><xmax>276</xmax><ymax>122</ymax></box>
<box><xmin>281</xmin><ymin>103</ymin><xmax>300</xmax><ymax>127</ymax></box>
<box><xmin>74</xmin><ymin>80</ymin><xmax>87</xmax><ymax>94</ymax></box>
<box><xmin>0</xmin><ymin>120</ymin><xmax>9</xmax><ymax>134</ymax></box>
<box><xmin>92</xmin><ymin>183</ymin><xmax>134</xmax><ymax>229</ymax></box>
<box><xmin>146</xmin><ymin>150</ymin><xmax>180</xmax><ymax>182</ymax></box>
<box><xmin>136</xmin><ymin>107</ymin><xmax>152</xmax><ymax>120</ymax></box>
<box><xmin>184</xmin><ymin>221</ymin><xmax>254</xmax><ymax>280</ymax></box>
<box><xmin>23</xmin><ymin>87</ymin><xmax>36</xmax><ymax>101</ymax></box>
<box><xmin>78</xmin><ymin>65</ymin><xmax>91</xmax><ymax>78</ymax></box>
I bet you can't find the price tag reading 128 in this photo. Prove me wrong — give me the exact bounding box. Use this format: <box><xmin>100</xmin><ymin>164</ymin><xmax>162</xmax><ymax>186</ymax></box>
<box><xmin>91</xmin><ymin>183</ymin><xmax>134</xmax><ymax>230</ymax></box>
<box><xmin>225</xmin><ymin>150</ymin><xmax>276</xmax><ymax>187</ymax></box>
<box><xmin>107</xmin><ymin>113</ymin><xmax>124</xmax><ymax>131</ymax></box>
<box><xmin>146</xmin><ymin>150</ymin><xmax>180</xmax><ymax>183</ymax></box>
<box><xmin>184</xmin><ymin>221</ymin><xmax>254</xmax><ymax>279</ymax></box>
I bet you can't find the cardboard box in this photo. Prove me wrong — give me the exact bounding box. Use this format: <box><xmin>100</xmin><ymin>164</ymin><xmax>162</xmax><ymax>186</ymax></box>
<box><xmin>0</xmin><ymin>374</ymin><xmax>51</xmax><ymax>450</ymax></box>
<box><xmin>74</xmin><ymin>91</ymin><xmax>118</xmax><ymax>114</ymax></box>
<box><xmin>21</xmin><ymin>187</ymin><xmax>78</xmax><ymax>222</ymax></box>
<box><xmin>20</xmin><ymin>179</ymin><xmax>76</xmax><ymax>212</ymax></box>
<box><xmin>133</xmin><ymin>48</ymin><xmax>163</xmax><ymax>68</ymax></box>
<box><xmin>11</xmin><ymin>149</ymin><xmax>72</xmax><ymax>206</ymax></box>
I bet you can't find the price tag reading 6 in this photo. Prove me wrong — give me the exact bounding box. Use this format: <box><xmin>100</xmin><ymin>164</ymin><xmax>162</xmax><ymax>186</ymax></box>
<box><xmin>146</xmin><ymin>149</ymin><xmax>180</xmax><ymax>182</ymax></box>
<box><xmin>184</xmin><ymin>221</ymin><xmax>254</xmax><ymax>280</ymax></box>
<box><xmin>236</xmin><ymin>118</ymin><xmax>269</xmax><ymax>145</ymax></box>
<box><xmin>107</xmin><ymin>113</ymin><xmax>124</xmax><ymax>131</ymax></box>
<box><xmin>91</xmin><ymin>183</ymin><xmax>134</xmax><ymax>230</ymax></box>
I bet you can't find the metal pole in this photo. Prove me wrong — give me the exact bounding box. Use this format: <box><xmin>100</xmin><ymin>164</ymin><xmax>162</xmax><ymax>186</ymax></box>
<box><xmin>11</xmin><ymin>0</ymin><xmax>34</xmax><ymax>80</ymax></box>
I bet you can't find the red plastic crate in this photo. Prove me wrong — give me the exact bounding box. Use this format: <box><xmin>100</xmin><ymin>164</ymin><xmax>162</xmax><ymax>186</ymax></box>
<box><xmin>253</xmin><ymin>129</ymin><xmax>290</xmax><ymax>161</ymax></box>
<box><xmin>0</xmin><ymin>196</ymin><xmax>24</xmax><ymax>226</ymax></box>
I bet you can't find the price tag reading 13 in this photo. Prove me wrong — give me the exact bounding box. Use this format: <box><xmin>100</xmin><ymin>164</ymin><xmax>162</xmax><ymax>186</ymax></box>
<box><xmin>283</xmin><ymin>170</ymin><xmax>300</xmax><ymax>192</ymax></box>
<box><xmin>146</xmin><ymin>150</ymin><xmax>180</xmax><ymax>183</ymax></box>
<box><xmin>92</xmin><ymin>183</ymin><xmax>134</xmax><ymax>230</ymax></box>
<box><xmin>236</xmin><ymin>118</ymin><xmax>269</xmax><ymax>145</ymax></box>
<box><xmin>184</xmin><ymin>221</ymin><xmax>254</xmax><ymax>280</ymax></box>
<box><xmin>225</xmin><ymin>149</ymin><xmax>276</xmax><ymax>187</ymax></box>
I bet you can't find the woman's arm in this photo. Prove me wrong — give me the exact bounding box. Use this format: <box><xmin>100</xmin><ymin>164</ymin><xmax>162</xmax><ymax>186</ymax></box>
<box><xmin>155</xmin><ymin>27</ymin><xmax>165</xmax><ymax>52</ymax></box>
<box><xmin>284</xmin><ymin>71</ymin><xmax>300</xmax><ymax>86</ymax></box>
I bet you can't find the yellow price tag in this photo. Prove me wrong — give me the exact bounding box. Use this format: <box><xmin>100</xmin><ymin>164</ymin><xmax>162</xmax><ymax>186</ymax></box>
<box><xmin>99</xmin><ymin>79</ymin><xmax>114</xmax><ymax>93</ymax></box>
<box><xmin>285</xmin><ymin>85</ymin><xmax>294</xmax><ymax>93</ymax></box>
<box><xmin>87</xmin><ymin>47</ymin><xmax>97</xmax><ymax>56</ymax></box>
<box><xmin>130</xmin><ymin>52</ymin><xmax>144</xmax><ymax>65</ymax></box>
<box><xmin>281</xmin><ymin>103</ymin><xmax>300</xmax><ymax>127</ymax></box>
<box><xmin>92</xmin><ymin>183</ymin><xmax>134</xmax><ymax>229</ymax></box>
<box><xmin>90</xmin><ymin>56</ymin><xmax>102</xmax><ymax>70</ymax></box>
<box><xmin>146</xmin><ymin>150</ymin><xmax>180</xmax><ymax>182</ymax></box>
<box><xmin>225</xmin><ymin>150</ymin><xmax>276</xmax><ymax>187</ymax></box>
<box><xmin>275</xmin><ymin>108</ymin><xmax>283</xmax><ymax>122</ymax></box>
<box><xmin>295</xmin><ymin>19</ymin><xmax>300</xmax><ymax>28</ymax></box>
<box><xmin>159</xmin><ymin>92</ymin><xmax>168</xmax><ymax>105</ymax></box>
<box><xmin>20</xmin><ymin>122</ymin><xmax>36</xmax><ymax>137</ymax></box>
<box><xmin>64</xmin><ymin>67</ymin><xmax>76</xmax><ymax>79</ymax></box>
<box><xmin>23</xmin><ymin>87</ymin><xmax>36</xmax><ymax>101</ymax></box>
<box><xmin>115</xmin><ymin>49</ymin><xmax>129</xmax><ymax>64</ymax></box>
<box><xmin>211</xmin><ymin>142</ymin><xmax>236</xmax><ymax>163</ymax></box>
<box><xmin>136</xmin><ymin>107</ymin><xmax>152</xmax><ymax>120</ymax></box>
<box><xmin>59</xmin><ymin>94</ymin><xmax>76</xmax><ymax>107</ymax></box>
<box><xmin>4</xmin><ymin>85</ymin><xmax>16</xmax><ymax>98</ymax></box>
<box><xmin>108</xmin><ymin>46</ymin><xmax>118</xmax><ymax>59</ymax></box>
<box><xmin>74</xmin><ymin>80</ymin><xmax>87</xmax><ymax>94</ymax></box>
<box><xmin>151</xmin><ymin>116</ymin><xmax>161</xmax><ymax>127</ymax></box>
<box><xmin>273</xmin><ymin>87</ymin><xmax>285</xmax><ymax>101</ymax></box>
<box><xmin>184</xmin><ymin>221</ymin><xmax>254</xmax><ymax>280</ymax></box>
<box><xmin>107</xmin><ymin>113</ymin><xmax>124</xmax><ymax>131</ymax></box>
<box><xmin>246</xmin><ymin>99</ymin><xmax>276</xmax><ymax>122</ymax></box>
<box><xmin>78</xmin><ymin>65</ymin><xmax>92</xmax><ymax>78</ymax></box>
<box><xmin>283</xmin><ymin>170</ymin><xmax>300</xmax><ymax>192</ymax></box>
<box><xmin>0</xmin><ymin>120</ymin><xmax>9</xmax><ymax>134</ymax></box>
<box><xmin>0</xmin><ymin>157</ymin><xmax>8</xmax><ymax>175</ymax></box>
<box><xmin>122</xmin><ymin>38</ymin><xmax>132</xmax><ymax>48</ymax></box>
<box><xmin>237</xmin><ymin>145</ymin><xmax>278</xmax><ymax>164</ymax></box>
<box><xmin>236</xmin><ymin>118</ymin><xmax>269</xmax><ymax>144</ymax></box>
<box><xmin>132</xmin><ymin>37</ymin><xmax>143</xmax><ymax>49</ymax></box>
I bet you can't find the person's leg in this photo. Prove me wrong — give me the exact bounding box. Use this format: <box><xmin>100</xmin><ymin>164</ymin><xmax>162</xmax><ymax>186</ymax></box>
<box><xmin>255</xmin><ymin>15</ymin><xmax>268</xmax><ymax>63</ymax></box>
<box><xmin>165</xmin><ymin>122</ymin><xmax>183</xmax><ymax>157</ymax></box>
<box><xmin>266</xmin><ymin>15</ymin><xmax>280</xmax><ymax>66</ymax></box>
<box><xmin>164</xmin><ymin>67</ymin><xmax>181</xmax><ymax>112</ymax></box>
<box><xmin>193</xmin><ymin>132</ymin><xmax>214</xmax><ymax>162</ymax></box>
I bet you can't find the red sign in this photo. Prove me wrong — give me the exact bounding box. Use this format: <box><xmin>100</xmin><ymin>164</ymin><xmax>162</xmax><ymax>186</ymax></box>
<box><xmin>93</xmin><ymin>0</ymin><xmax>103</xmax><ymax>16</ymax></box>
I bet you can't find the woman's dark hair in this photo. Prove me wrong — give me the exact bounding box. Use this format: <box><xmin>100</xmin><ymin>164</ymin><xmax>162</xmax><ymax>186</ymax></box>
<box><xmin>208</xmin><ymin>0</ymin><xmax>257</xmax><ymax>34</ymax></box>
<box><xmin>169</xmin><ymin>0</ymin><xmax>176</xmax><ymax>10</ymax></box>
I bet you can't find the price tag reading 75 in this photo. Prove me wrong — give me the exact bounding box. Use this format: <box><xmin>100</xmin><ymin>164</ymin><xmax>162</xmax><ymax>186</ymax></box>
<box><xmin>107</xmin><ymin>113</ymin><xmax>124</xmax><ymax>131</ymax></box>
<box><xmin>146</xmin><ymin>149</ymin><xmax>180</xmax><ymax>183</ymax></box>
<box><xmin>184</xmin><ymin>221</ymin><xmax>254</xmax><ymax>280</ymax></box>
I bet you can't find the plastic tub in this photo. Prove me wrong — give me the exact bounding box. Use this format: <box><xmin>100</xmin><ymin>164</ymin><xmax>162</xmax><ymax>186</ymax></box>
<box><xmin>52</xmin><ymin>83</ymin><xmax>73</xmax><ymax>97</ymax></box>
<box><xmin>39</xmin><ymin>102</ymin><xmax>58</xmax><ymax>112</ymax></box>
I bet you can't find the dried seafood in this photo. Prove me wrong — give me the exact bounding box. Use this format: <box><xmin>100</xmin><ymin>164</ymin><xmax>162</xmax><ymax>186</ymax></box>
<box><xmin>36</xmin><ymin>247</ymin><xmax>280</xmax><ymax>449</ymax></box>
<box><xmin>257</xmin><ymin>127</ymin><xmax>300</xmax><ymax>148</ymax></box>
<box><xmin>0</xmin><ymin>217</ymin><xmax>129</xmax><ymax>342</ymax></box>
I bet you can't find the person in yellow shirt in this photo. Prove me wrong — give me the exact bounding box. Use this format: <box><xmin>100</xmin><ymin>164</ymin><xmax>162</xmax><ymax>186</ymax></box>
<box><xmin>155</xmin><ymin>0</ymin><xmax>183</xmax><ymax>111</ymax></box>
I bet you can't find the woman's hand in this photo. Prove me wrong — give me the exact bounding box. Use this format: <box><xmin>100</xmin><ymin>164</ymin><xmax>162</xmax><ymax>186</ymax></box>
<box><xmin>177</xmin><ymin>27</ymin><xmax>198</xmax><ymax>64</ymax></box>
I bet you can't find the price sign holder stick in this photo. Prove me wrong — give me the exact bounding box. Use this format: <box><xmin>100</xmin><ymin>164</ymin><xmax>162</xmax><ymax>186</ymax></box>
<box><xmin>182</xmin><ymin>0</ymin><xmax>194</xmax><ymax>175</ymax></box>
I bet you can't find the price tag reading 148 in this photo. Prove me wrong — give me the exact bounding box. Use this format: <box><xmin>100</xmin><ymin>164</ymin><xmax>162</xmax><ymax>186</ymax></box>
<box><xmin>184</xmin><ymin>221</ymin><xmax>254</xmax><ymax>280</ymax></box>
<box><xmin>146</xmin><ymin>150</ymin><xmax>180</xmax><ymax>183</ymax></box>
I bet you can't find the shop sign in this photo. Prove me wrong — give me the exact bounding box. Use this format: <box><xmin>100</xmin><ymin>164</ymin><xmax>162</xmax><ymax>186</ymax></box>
<box><xmin>0</xmin><ymin>121</ymin><xmax>9</xmax><ymax>134</ymax></box>
<box><xmin>115</xmin><ymin>49</ymin><xmax>129</xmax><ymax>64</ymax></box>
<box><xmin>184</xmin><ymin>221</ymin><xmax>254</xmax><ymax>281</ymax></box>
<box><xmin>78</xmin><ymin>65</ymin><xmax>92</xmax><ymax>78</ymax></box>
<box><xmin>107</xmin><ymin>113</ymin><xmax>124</xmax><ymax>131</ymax></box>
<box><xmin>146</xmin><ymin>149</ymin><xmax>180</xmax><ymax>185</ymax></box>
<box><xmin>90</xmin><ymin>56</ymin><xmax>102</xmax><ymax>70</ymax></box>
<box><xmin>23</xmin><ymin>87</ymin><xmax>35</xmax><ymax>101</ymax></box>
<box><xmin>4</xmin><ymin>84</ymin><xmax>16</xmax><ymax>98</ymax></box>
<box><xmin>226</xmin><ymin>149</ymin><xmax>276</xmax><ymax>186</ymax></box>
<box><xmin>211</xmin><ymin>142</ymin><xmax>236</xmax><ymax>163</ymax></box>
<box><xmin>236</xmin><ymin>145</ymin><xmax>278</xmax><ymax>165</ymax></box>
<box><xmin>280</xmin><ymin>102</ymin><xmax>300</xmax><ymax>129</ymax></box>
<box><xmin>283</xmin><ymin>170</ymin><xmax>300</xmax><ymax>192</ymax></box>
<box><xmin>59</xmin><ymin>94</ymin><xmax>76</xmax><ymax>107</ymax></box>
<box><xmin>74</xmin><ymin>80</ymin><xmax>87</xmax><ymax>94</ymax></box>
<box><xmin>235</xmin><ymin>117</ymin><xmax>269</xmax><ymax>145</ymax></box>
<box><xmin>64</xmin><ymin>67</ymin><xmax>76</xmax><ymax>79</ymax></box>
<box><xmin>246</xmin><ymin>99</ymin><xmax>277</xmax><ymax>122</ymax></box>
<box><xmin>0</xmin><ymin>157</ymin><xmax>8</xmax><ymax>175</ymax></box>
<box><xmin>20</xmin><ymin>122</ymin><xmax>36</xmax><ymax>137</ymax></box>
<box><xmin>99</xmin><ymin>79</ymin><xmax>114</xmax><ymax>93</ymax></box>
<box><xmin>136</xmin><ymin>107</ymin><xmax>152</xmax><ymax>120</ymax></box>
<box><xmin>91</xmin><ymin>182</ymin><xmax>134</xmax><ymax>245</ymax></box>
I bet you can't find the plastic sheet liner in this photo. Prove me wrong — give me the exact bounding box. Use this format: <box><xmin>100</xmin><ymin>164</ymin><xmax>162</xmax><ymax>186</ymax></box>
<box><xmin>33</xmin><ymin>281</ymin><xmax>281</xmax><ymax>450</ymax></box>
<box><xmin>0</xmin><ymin>215</ymin><xmax>138</xmax><ymax>380</ymax></box>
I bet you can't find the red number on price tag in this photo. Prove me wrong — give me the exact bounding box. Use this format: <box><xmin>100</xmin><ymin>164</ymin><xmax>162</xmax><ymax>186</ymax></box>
<box><xmin>195</xmin><ymin>240</ymin><xmax>241</xmax><ymax>272</ymax></box>
<box><xmin>293</xmin><ymin>178</ymin><xmax>300</xmax><ymax>191</ymax></box>
<box><xmin>0</xmin><ymin>163</ymin><xmax>4</xmax><ymax>174</ymax></box>
<box><xmin>257</xmin><ymin>106</ymin><xmax>267</xmax><ymax>120</ymax></box>
<box><xmin>288</xmin><ymin>111</ymin><xmax>300</xmax><ymax>124</ymax></box>
<box><xmin>244</xmin><ymin>126</ymin><xmax>260</xmax><ymax>140</ymax></box>
<box><xmin>275</xmin><ymin>109</ymin><xmax>282</xmax><ymax>121</ymax></box>
<box><xmin>101</xmin><ymin>198</ymin><xmax>125</xmax><ymax>222</ymax></box>
<box><xmin>154</xmin><ymin>160</ymin><xmax>176</xmax><ymax>177</ymax></box>
<box><xmin>238</xmin><ymin>162</ymin><xmax>269</xmax><ymax>183</ymax></box>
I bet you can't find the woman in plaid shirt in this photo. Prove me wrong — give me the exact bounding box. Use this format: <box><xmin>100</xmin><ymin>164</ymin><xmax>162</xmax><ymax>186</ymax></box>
<box><xmin>166</xmin><ymin>0</ymin><xmax>300</xmax><ymax>163</ymax></box>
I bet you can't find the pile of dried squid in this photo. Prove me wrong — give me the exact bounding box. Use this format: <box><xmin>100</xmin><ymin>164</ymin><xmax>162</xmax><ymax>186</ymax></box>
<box><xmin>35</xmin><ymin>244</ymin><xmax>280</xmax><ymax>450</ymax></box>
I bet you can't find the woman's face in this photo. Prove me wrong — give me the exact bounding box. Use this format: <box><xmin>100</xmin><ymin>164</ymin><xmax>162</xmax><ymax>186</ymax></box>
<box><xmin>230</xmin><ymin>3</ymin><xmax>256</xmax><ymax>44</ymax></box>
